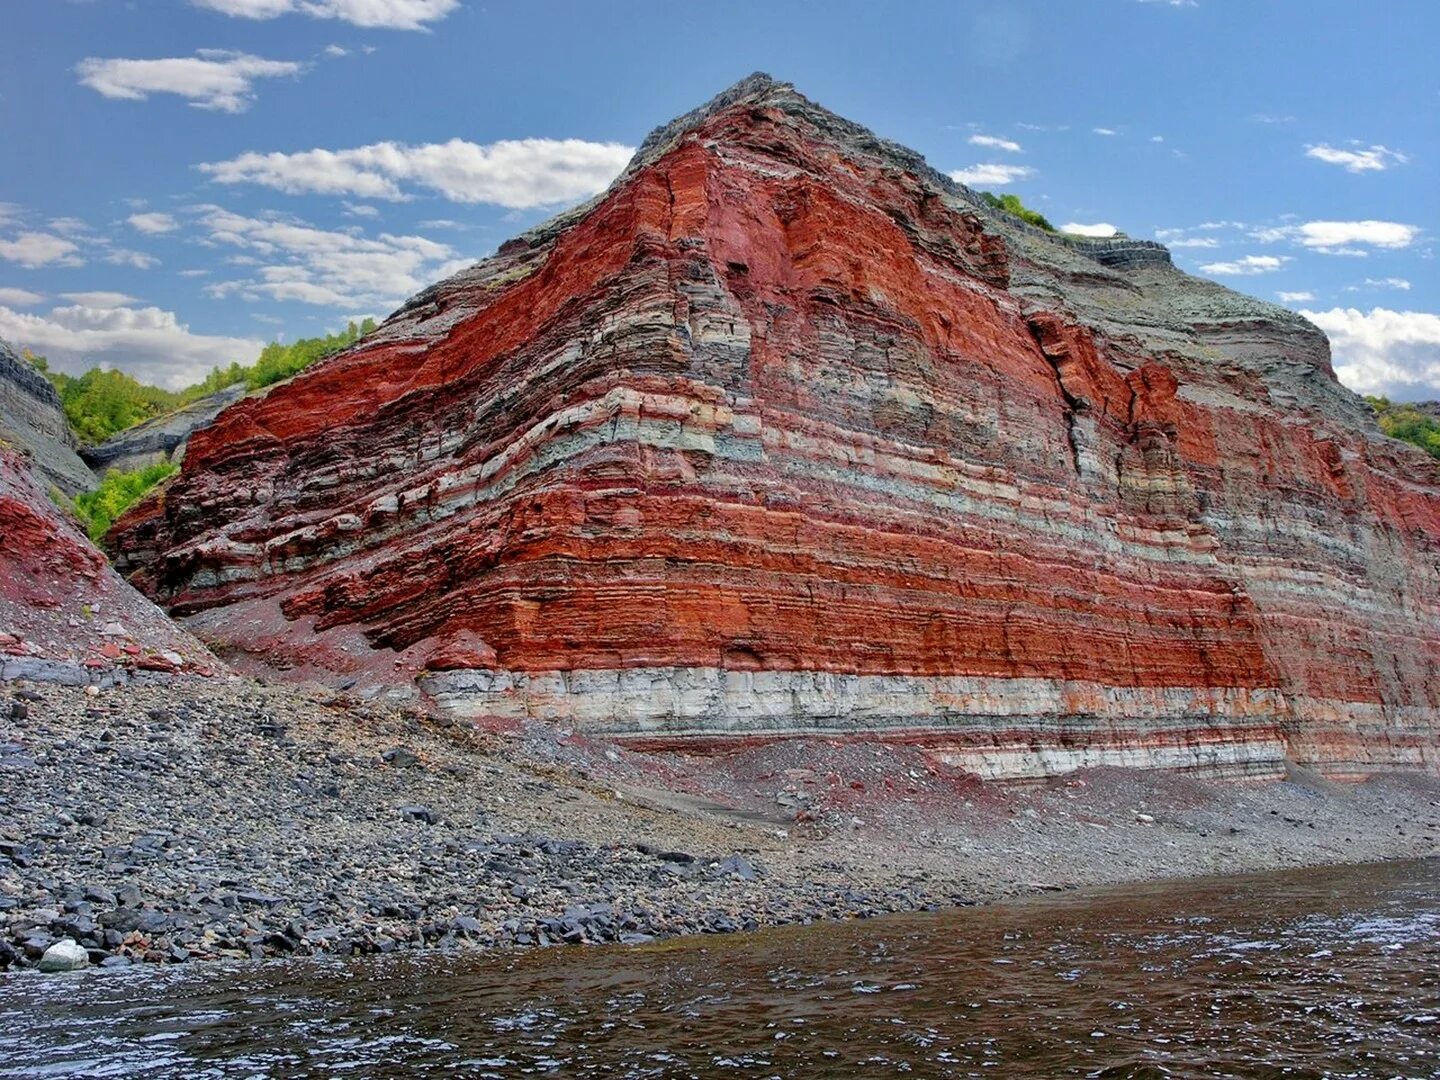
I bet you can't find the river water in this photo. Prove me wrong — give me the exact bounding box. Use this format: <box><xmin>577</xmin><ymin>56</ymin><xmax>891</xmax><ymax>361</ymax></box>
<box><xmin>2</xmin><ymin>859</ymin><xmax>1437</xmax><ymax>1078</ymax></box>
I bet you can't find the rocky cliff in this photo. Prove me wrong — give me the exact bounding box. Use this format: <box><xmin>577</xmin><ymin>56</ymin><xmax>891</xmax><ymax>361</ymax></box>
<box><xmin>81</xmin><ymin>383</ymin><xmax>248</xmax><ymax>479</ymax></box>
<box><xmin>109</xmin><ymin>74</ymin><xmax>1440</xmax><ymax>780</ymax></box>
<box><xmin>0</xmin><ymin>339</ymin><xmax>95</xmax><ymax>496</ymax></box>
<box><xmin>0</xmin><ymin>447</ymin><xmax>215</xmax><ymax>682</ymax></box>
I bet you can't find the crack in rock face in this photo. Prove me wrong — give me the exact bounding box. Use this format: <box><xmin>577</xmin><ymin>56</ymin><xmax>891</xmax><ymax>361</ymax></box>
<box><xmin>101</xmin><ymin>75</ymin><xmax>1440</xmax><ymax>782</ymax></box>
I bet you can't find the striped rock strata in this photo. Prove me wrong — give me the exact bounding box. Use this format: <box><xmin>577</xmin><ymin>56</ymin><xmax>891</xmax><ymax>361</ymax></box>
<box><xmin>0</xmin><ymin>448</ymin><xmax>215</xmax><ymax>682</ymax></box>
<box><xmin>109</xmin><ymin>75</ymin><xmax>1440</xmax><ymax>780</ymax></box>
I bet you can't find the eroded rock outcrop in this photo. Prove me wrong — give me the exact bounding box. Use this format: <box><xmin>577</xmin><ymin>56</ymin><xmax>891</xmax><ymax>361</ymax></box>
<box><xmin>81</xmin><ymin>383</ymin><xmax>247</xmax><ymax>479</ymax></box>
<box><xmin>0</xmin><ymin>447</ymin><xmax>215</xmax><ymax>682</ymax></box>
<box><xmin>110</xmin><ymin>75</ymin><xmax>1440</xmax><ymax>779</ymax></box>
<box><xmin>0</xmin><ymin>340</ymin><xmax>94</xmax><ymax>496</ymax></box>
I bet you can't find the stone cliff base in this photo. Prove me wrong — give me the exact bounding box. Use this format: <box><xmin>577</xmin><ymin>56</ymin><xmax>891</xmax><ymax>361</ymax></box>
<box><xmin>2</xmin><ymin>675</ymin><xmax>1437</xmax><ymax>971</ymax></box>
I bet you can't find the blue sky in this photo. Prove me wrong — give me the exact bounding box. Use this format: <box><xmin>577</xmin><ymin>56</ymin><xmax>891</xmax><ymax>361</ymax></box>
<box><xmin>1</xmin><ymin>0</ymin><xmax>1436</xmax><ymax>398</ymax></box>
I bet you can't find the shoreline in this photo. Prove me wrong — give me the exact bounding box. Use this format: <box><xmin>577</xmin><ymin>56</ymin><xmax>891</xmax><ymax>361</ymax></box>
<box><xmin>3</xmin><ymin>675</ymin><xmax>1438</xmax><ymax>973</ymax></box>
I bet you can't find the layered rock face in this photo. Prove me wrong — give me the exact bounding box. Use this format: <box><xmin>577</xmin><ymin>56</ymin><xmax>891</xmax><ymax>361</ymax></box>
<box><xmin>0</xmin><ymin>339</ymin><xmax>94</xmax><ymax>496</ymax></box>
<box><xmin>110</xmin><ymin>75</ymin><xmax>1440</xmax><ymax>780</ymax></box>
<box><xmin>81</xmin><ymin>384</ymin><xmax>247</xmax><ymax>479</ymax></box>
<box><xmin>0</xmin><ymin>448</ymin><xmax>214</xmax><ymax>682</ymax></box>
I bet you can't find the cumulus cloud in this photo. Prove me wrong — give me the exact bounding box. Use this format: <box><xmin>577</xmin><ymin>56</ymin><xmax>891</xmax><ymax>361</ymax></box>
<box><xmin>0</xmin><ymin>232</ymin><xmax>84</xmax><ymax>268</ymax></box>
<box><xmin>1199</xmin><ymin>254</ymin><xmax>1289</xmax><ymax>276</ymax></box>
<box><xmin>968</xmin><ymin>134</ymin><xmax>1021</xmax><ymax>153</ymax></box>
<box><xmin>128</xmin><ymin>212</ymin><xmax>179</xmax><ymax>234</ymax></box>
<box><xmin>0</xmin><ymin>287</ymin><xmax>45</xmax><ymax>306</ymax></box>
<box><xmin>1303</xmin><ymin>307</ymin><xmax>1440</xmax><ymax>399</ymax></box>
<box><xmin>1252</xmin><ymin>219</ymin><xmax>1420</xmax><ymax>253</ymax></box>
<box><xmin>1277</xmin><ymin>291</ymin><xmax>1316</xmax><ymax>303</ymax></box>
<box><xmin>195</xmin><ymin>205</ymin><xmax>472</xmax><ymax>311</ymax></box>
<box><xmin>1305</xmin><ymin>143</ymin><xmax>1407</xmax><ymax>173</ymax></box>
<box><xmin>948</xmin><ymin>163</ymin><xmax>1034</xmax><ymax>186</ymax></box>
<box><xmin>192</xmin><ymin>0</ymin><xmax>458</xmax><ymax>29</ymax></box>
<box><xmin>76</xmin><ymin>51</ymin><xmax>304</xmax><ymax>113</ymax></box>
<box><xmin>199</xmin><ymin>136</ymin><xmax>635</xmax><ymax>209</ymax></box>
<box><xmin>0</xmin><ymin>300</ymin><xmax>264</xmax><ymax>389</ymax></box>
<box><xmin>1061</xmin><ymin>222</ymin><xmax>1117</xmax><ymax>238</ymax></box>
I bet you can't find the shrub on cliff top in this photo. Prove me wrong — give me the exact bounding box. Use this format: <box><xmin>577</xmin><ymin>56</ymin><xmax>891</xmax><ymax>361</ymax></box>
<box><xmin>1367</xmin><ymin>396</ymin><xmax>1440</xmax><ymax>459</ymax></box>
<box><xmin>68</xmin><ymin>461</ymin><xmax>178</xmax><ymax>541</ymax></box>
<box><xmin>978</xmin><ymin>191</ymin><xmax>1056</xmax><ymax>232</ymax></box>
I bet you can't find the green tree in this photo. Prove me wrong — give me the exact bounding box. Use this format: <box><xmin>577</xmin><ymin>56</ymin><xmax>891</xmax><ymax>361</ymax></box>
<box><xmin>1367</xmin><ymin>396</ymin><xmax>1440</xmax><ymax>460</ymax></box>
<box><xmin>68</xmin><ymin>462</ymin><xmax>178</xmax><ymax>541</ymax></box>
<box><xmin>977</xmin><ymin>191</ymin><xmax>1056</xmax><ymax>232</ymax></box>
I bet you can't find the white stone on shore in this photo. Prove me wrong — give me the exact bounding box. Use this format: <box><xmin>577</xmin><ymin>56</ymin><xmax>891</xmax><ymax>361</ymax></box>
<box><xmin>38</xmin><ymin>938</ymin><xmax>88</xmax><ymax>972</ymax></box>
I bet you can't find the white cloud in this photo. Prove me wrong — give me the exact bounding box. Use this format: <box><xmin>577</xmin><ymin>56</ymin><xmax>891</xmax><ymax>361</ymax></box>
<box><xmin>1363</xmin><ymin>277</ymin><xmax>1411</xmax><ymax>290</ymax></box>
<box><xmin>1167</xmin><ymin>237</ymin><xmax>1219</xmax><ymax>248</ymax></box>
<box><xmin>76</xmin><ymin>51</ymin><xmax>304</xmax><ymax>113</ymax></box>
<box><xmin>968</xmin><ymin>134</ymin><xmax>1021</xmax><ymax>153</ymax></box>
<box><xmin>1305</xmin><ymin>143</ymin><xmax>1407</xmax><ymax>173</ymax></box>
<box><xmin>1248</xmin><ymin>113</ymin><xmax>1295</xmax><ymax>124</ymax></box>
<box><xmin>1277</xmin><ymin>291</ymin><xmax>1316</xmax><ymax>303</ymax></box>
<box><xmin>343</xmin><ymin>201</ymin><xmax>380</xmax><ymax>218</ymax></box>
<box><xmin>195</xmin><ymin>205</ymin><xmax>471</xmax><ymax>310</ymax></box>
<box><xmin>0</xmin><ymin>203</ymin><xmax>21</xmax><ymax>227</ymax></box>
<box><xmin>1138</xmin><ymin>0</ymin><xmax>1198</xmax><ymax>6</ymax></box>
<box><xmin>1303</xmin><ymin>306</ymin><xmax>1440</xmax><ymax>399</ymax></box>
<box><xmin>48</xmin><ymin>217</ymin><xmax>93</xmax><ymax>238</ymax></box>
<box><xmin>1092</xmin><ymin>127</ymin><xmax>1118</xmax><ymax>136</ymax></box>
<box><xmin>0</xmin><ymin>300</ymin><xmax>264</xmax><ymax>389</ymax></box>
<box><xmin>191</xmin><ymin>0</ymin><xmax>460</xmax><ymax>30</ymax></box>
<box><xmin>200</xmin><ymin>136</ymin><xmax>635</xmax><ymax>209</ymax></box>
<box><xmin>1254</xmin><ymin>220</ymin><xmax>1420</xmax><ymax>253</ymax></box>
<box><xmin>1149</xmin><ymin>135</ymin><xmax>1165</xmax><ymax>143</ymax></box>
<box><xmin>1061</xmin><ymin>222</ymin><xmax>1117</xmax><ymax>238</ymax></box>
<box><xmin>949</xmin><ymin>163</ymin><xmax>1034</xmax><ymax>186</ymax></box>
<box><xmin>0</xmin><ymin>288</ymin><xmax>45</xmax><ymax>306</ymax></box>
<box><xmin>324</xmin><ymin>44</ymin><xmax>349</xmax><ymax>56</ymax></box>
<box><xmin>60</xmin><ymin>291</ymin><xmax>139</xmax><ymax>307</ymax></box>
<box><xmin>128</xmin><ymin>212</ymin><xmax>179</xmax><ymax>234</ymax></box>
<box><xmin>104</xmin><ymin>248</ymin><xmax>160</xmax><ymax>269</ymax></box>
<box><xmin>0</xmin><ymin>232</ymin><xmax>84</xmax><ymax>268</ymax></box>
<box><xmin>1199</xmin><ymin>254</ymin><xmax>1289</xmax><ymax>276</ymax></box>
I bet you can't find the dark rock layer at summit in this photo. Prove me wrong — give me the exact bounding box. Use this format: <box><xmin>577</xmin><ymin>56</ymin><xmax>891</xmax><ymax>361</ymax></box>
<box><xmin>0</xmin><ymin>339</ymin><xmax>93</xmax><ymax>496</ymax></box>
<box><xmin>109</xmin><ymin>75</ymin><xmax>1440</xmax><ymax>780</ymax></box>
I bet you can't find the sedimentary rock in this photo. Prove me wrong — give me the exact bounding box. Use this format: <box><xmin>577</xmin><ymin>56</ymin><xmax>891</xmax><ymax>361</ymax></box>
<box><xmin>0</xmin><ymin>339</ymin><xmax>94</xmax><ymax>496</ymax></box>
<box><xmin>110</xmin><ymin>74</ymin><xmax>1440</xmax><ymax>780</ymax></box>
<box><xmin>0</xmin><ymin>447</ymin><xmax>214</xmax><ymax>681</ymax></box>
<box><xmin>81</xmin><ymin>383</ymin><xmax>247</xmax><ymax>479</ymax></box>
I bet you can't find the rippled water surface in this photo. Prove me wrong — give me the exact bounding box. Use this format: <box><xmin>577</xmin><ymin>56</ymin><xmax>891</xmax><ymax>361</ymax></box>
<box><xmin>2</xmin><ymin>859</ymin><xmax>1438</xmax><ymax>1078</ymax></box>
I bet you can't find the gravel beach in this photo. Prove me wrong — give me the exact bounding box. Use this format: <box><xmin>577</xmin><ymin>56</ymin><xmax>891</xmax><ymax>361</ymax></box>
<box><xmin>2</xmin><ymin>675</ymin><xmax>1438</xmax><ymax>972</ymax></box>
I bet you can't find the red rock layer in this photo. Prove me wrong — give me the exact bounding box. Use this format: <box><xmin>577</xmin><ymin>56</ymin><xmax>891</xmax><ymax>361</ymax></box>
<box><xmin>109</xmin><ymin>79</ymin><xmax>1440</xmax><ymax>779</ymax></box>
<box><xmin>0</xmin><ymin>448</ymin><xmax>214</xmax><ymax>680</ymax></box>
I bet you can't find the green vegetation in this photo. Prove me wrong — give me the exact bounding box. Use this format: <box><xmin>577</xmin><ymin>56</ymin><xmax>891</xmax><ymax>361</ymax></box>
<box><xmin>38</xmin><ymin>362</ymin><xmax>187</xmax><ymax>444</ymax></box>
<box><xmin>21</xmin><ymin>318</ymin><xmax>377</xmax><ymax>445</ymax></box>
<box><xmin>65</xmin><ymin>462</ymin><xmax>178</xmax><ymax>541</ymax></box>
<box><xmin>978</xmin><ymin>191</ymin><xmax>1056</xmax><ymax>232</ymax></box>
<box><xmin>1366</xmin><ymin>396</ymin><xmax>1440</xmax><ymax>459</ymax></box>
